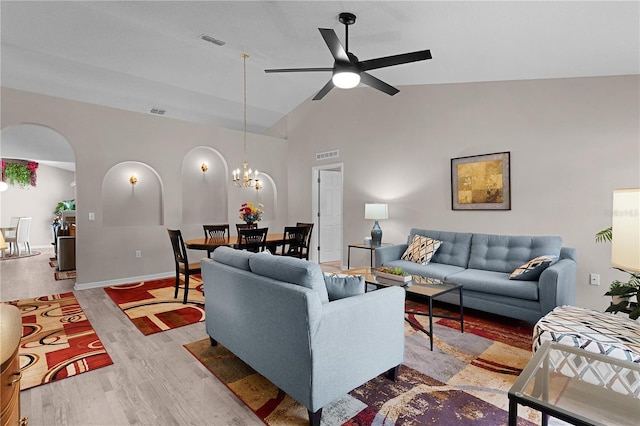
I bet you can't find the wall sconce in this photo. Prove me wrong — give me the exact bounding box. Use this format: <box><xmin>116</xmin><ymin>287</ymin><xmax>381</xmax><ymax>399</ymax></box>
<box><xmin>201</xmin><ymin>162</ymin><xmax>208</xmax><ymax>173</ymax></box>
<box><xmin>129</xmin><ymin>174</ymin><xmax>138</xmax><ymax>185</ymax></box>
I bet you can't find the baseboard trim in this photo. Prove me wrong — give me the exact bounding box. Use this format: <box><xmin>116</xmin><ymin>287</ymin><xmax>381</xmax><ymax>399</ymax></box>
<box><xmin>74</xmin><ymin>271</ymin><xmax>175</xmax><ymax>290</ymax></box>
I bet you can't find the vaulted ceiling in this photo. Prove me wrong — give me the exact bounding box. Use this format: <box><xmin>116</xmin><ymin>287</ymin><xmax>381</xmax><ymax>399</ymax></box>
<box><xmin>2</xmin><ymin>1</ymin><xmax>639</xmax><ymax>136</ymax></box>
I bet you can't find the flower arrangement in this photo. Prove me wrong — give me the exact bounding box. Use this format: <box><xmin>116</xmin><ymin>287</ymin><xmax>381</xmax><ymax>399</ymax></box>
<box><xmin>1</xmin><ymin>160</ymin><xmax>39</xmax><ymax>188</ymax></box>
<box><xmin>239</xmin><ymin>202</ymin><xmax>264</xmax><ymax>224</ymax></box>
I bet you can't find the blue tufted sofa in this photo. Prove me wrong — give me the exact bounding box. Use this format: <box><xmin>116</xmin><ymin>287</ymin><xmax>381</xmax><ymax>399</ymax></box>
<box><xmin>376</xmin><ymin>229</ymin><xmax>577</xmax><ymax>323</ymax></box>
<box><xmin>202</xmin><ymin>247</ymin><xmax>405</xmax><ymax>426</ymax></box>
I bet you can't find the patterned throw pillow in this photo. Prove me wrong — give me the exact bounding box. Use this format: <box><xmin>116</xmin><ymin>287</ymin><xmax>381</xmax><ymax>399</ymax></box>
<box><xmin>509</xmin><ymin>255</ymin><xmax>558</xmax><ymax>281</ymax></box>
<box><xmin>323</xmin><ymin>273</ymin><xmax>365</xmax><ymax>301</ymax></box>
<box><xmin>401</xmin><ymin>235</ymin><xmax>442</xmax><ymax>265</ymax></box>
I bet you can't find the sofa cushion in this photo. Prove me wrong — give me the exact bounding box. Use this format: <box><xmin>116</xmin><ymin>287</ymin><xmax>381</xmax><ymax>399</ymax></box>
<box><xmin>468</xmin><ymin>234</ymin><xmax>562</xmax><ymax>273</ymax></box>
<box><xmin>447</xmin><ymin>269</ymin><xmax>539</xmax><ymax>300</ymax></box>
<box><xmin>211</xmin><ymin>246</ymin><xmax>253</xmax><ymax>271</ymax></box>
<box><xmin>408</xmin><ymin>229</ymin><xmax>472</xmax><ymax>268</ymax></box>
<box><xmin>509</xmin><ymin>255</ymin><xmax>558</xmax><ymax>281</ymax></box>
<box><xmin>323</xmin><ymin>273</ymin><xmax>365</xmax><ymax>301</ymax></box>
<box><xmin>401</xmin><ymin>235</ymin><xmax>441</xmax><ymax>265</ymax></box>
<box><xmin>249</xmin><ymin>252</ymin><xmax>329</xmax><ymax>303</ymax></box>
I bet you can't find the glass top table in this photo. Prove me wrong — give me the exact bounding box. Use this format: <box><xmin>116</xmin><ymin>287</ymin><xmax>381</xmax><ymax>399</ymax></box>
<box><xmin>343</xmin><ymin>267</ymin><xmax>464</xmax><ymax>351</ymax></box>
<box><xmin>508</xmin><ymin>340</ymin><xmax>640</xmax><ymax>426</ymax></box>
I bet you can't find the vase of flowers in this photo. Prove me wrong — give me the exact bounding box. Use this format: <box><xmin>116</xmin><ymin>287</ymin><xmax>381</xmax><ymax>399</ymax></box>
<box><xmin>239</xmin><ymin>202</ymin><xmax>264</xmax><ymax>225</ymax></box>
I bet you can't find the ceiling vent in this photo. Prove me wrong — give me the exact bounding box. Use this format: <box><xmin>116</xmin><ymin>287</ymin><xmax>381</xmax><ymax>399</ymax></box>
<box><xmin>150</xmin><ymin>108</ymin><xmax>166</xmax><ymax>115</ymax></box>
<box><xmin>316</xmin><ymin>150</ymin><xmax>340</xmax><ymax>161</ymax></box>
<box><xmin>199</xmin><ymin>34</ymin><xmax>226</xmax><ymax>46</ymax></box>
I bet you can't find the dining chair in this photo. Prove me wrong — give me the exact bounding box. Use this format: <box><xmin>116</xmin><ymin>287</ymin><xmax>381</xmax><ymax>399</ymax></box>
<box><xmin>3</xmin><ymin>217</ymin><xmax>20</xmax><ymax>255</ymax></box>
<box><xmin>281</xmin><ymin>226</ymin><xmax>310</xmax><ymax>259</ymax></box>
<box><xmin>203</xmin><ymin>224</ymin><xmax>230</xmax><ymax>239</ymax></box>
<box><xmin>203</xmin><ymin>224</ymin><xmax>230</xmax><ymax>256</ymax></box>
<box><xmin>296</xmin><ymin>222</ymin><xmax>314</xmax><ymax>260</ymax></box>
<box><xmin>167</xmin><ymin>229</ymin><xmax>202</xmax><ymax>304</ymax></box>
<box><xmin>237</xmin><ymin>227</ymin><xmax>268</xmax><ymax>253</ymax></box>
<box><xmin>5</xmin><ymin>217</ymin><xmax>31</xmax><ymax>256</ymax></box>
<box><xmin>235</xmin><ymin>223</ymin><xmax>258</xmax><ymax>234</ymax></box>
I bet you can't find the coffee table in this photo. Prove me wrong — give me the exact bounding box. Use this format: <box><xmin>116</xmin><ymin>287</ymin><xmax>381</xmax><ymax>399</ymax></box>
<box><xmin>344</xmin><ymin>267</ymin><xmax>464</xmax><ymax>351</ymax></box>
<box><xmin>508</xmin><ymin>340</ymin><xmax>640</xmax><ymax>426</ymax></box>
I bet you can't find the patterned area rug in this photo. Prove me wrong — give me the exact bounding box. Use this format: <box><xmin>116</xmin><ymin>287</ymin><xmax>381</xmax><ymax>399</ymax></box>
<box><xmin>54</xmin><ymin>270</ymin><xmax>76</xmax><ymax>281</ymax></box>
<box><xmin>0</xmin><ymin>250</ymin><xmax>41</xmax><ymax>261</ymax></box>
<box><xmin>185</xmin><ymin>303</ymin><xmax>538</xmax><ymax>425</ymax></box>
<box><xmin>104</xmin><ymin>276</ymin><xmax>205</xmax><ymax>335</ymax></box>
<box><xmin>8</xmin><ymin>292</ymin><xmax>113</xmax><ymax>391</ymax></box>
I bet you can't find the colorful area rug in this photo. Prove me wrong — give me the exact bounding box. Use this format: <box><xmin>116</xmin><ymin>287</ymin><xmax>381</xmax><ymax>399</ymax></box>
<box><xmin>54</xmin><ymin>270</ymin><xmax>76</xmax><ymax>281</ymax></box>
<box><xmin>0</xmin><ymin>250</ymin><xmax>41</xmax><ymax>261</ymax></box>
<box><xmin>7</xmin><ymin>292</ymin><xmax>113</xmax><ymax>390</ymax></box>
<box><xmin>104</xmin><ymin>275</ymin><xmax>205</xmax><ymax>335</ymax></box>
<box><xmin>185</xmin><ymin>303</ymin><xmax>538</xmax><ymax>425</ymax></box>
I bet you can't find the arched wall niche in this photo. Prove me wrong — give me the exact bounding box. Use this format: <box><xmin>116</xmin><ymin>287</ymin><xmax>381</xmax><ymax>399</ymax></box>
<box><xmin>182</xmin><ymin>146</ymin><xmax>228</xmax><ymax>225</ymax></box>
<box><xmin>102</xmin><ymin>161</ymin><xmax>163</xmax><ymax>227</ymax></box>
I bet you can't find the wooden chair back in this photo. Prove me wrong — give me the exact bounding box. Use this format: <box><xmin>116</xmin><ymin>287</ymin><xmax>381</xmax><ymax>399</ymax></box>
<box><xmin>203</xmin><ymin>224</ymin><xmax>230</xmax><ymax>240</ymax></box>
<box><xmin>237</xmin><ymin>227</ymin><xmax>268</xmax><ymax>253</ymax></box>
<box><xmin>281</xmin><ymin>226</ymin><xmax>311</xmax><ymax>259</ymax></box>
<box><xmin>236</xmin><ymin>223</ymin><xmax>258</xmax><ymax>234</ymax></box>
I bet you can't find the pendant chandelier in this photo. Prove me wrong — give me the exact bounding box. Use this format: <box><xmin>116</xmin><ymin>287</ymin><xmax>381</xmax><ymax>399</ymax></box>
<box><xmin>232</xmin><ymin>53</ymin><xmax>262</xmax><ymax>190</ymax></box>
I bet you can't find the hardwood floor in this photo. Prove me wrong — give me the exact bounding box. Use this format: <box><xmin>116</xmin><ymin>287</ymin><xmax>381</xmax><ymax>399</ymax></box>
<box><xmin>0</xmin><ymin>248</ymin><xmax>263</xmax><ymax>426</ymax></box>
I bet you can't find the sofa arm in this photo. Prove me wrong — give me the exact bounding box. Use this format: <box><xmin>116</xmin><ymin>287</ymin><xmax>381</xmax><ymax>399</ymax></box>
<box><xmin>309</xmin><ymin>286</ymin><xmax>405</xmax><ymax>411</ymax></box>
<box><xmin>375</xmin><ymin>244</ymin><xmax>408</xmax><ymax>268</ymax></box>
<box><xmin>538</xmin><ymin>258</ymin><xmax>577</xmax><ymax>315</ymax></box>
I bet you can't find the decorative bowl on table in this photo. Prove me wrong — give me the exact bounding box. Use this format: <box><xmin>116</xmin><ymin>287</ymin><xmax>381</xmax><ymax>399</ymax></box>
<box><xmin>376</xmin><ymin>267</ymin><xmax>411</xmax><ymax>283</ymax></box>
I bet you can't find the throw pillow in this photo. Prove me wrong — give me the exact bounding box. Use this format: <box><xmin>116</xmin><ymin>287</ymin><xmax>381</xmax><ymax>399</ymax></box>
<box><xmin>323</xmin><ymin>273</ymin><xmax>365</xmax><ymax>301</ymax></box>
<box><xmin>401</xmin><ymin>235</ymin><xmax>442</xmax><ymax>265</ymax></box>
<box><xmin>509</xmin><ymin>255</ymin><xmax>558</xmax><ymax>281</ymax></box>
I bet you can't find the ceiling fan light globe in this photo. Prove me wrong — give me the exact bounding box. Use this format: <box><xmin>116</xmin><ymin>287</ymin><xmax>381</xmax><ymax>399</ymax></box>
<box><xmin>332</xmin><ymin>71</ymin><xmax>360</xmax><ymax>89</ymax></box>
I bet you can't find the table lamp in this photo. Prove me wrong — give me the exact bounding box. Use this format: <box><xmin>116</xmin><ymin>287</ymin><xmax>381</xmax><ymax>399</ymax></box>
<box><xmin>611</xmin><ymin>188</ymin><xmax>640</xmax><ymax>273</ymax></box>
<box><xmin>365</xmin><ymin>203</ymin><xmax>388</xmax><ymax>247</ymax></box>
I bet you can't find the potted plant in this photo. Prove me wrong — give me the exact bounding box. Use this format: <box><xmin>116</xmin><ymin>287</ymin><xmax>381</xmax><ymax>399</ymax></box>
<box><xmin>376</xmin><ymin>266</ymin><xmax>411</xmax><ymax>283</ymax></box>
<box><xmin>604</xmin><ymin>268</ymin><xmax>640</xmax><ymax>320</ymax></box>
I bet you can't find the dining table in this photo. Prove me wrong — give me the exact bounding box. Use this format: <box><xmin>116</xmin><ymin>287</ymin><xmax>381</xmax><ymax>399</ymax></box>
<box><xmin>185</xmin><ymin>233</ymin><xmax>285</xmax><ymax>253</ymax></box>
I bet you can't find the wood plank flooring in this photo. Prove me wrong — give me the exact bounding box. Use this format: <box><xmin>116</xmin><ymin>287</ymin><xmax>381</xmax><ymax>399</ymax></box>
<box><xmin>0</xmin><ymin>248</ymin><xmax>263</xmax><ymax>426</ymax></box>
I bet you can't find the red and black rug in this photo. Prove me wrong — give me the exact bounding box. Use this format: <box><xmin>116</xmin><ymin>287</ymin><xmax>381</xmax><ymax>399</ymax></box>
<box><xmin>185</xmin><ymin>303</ymin><xmax>538</xmax><ymax>425</ymax></box>
<box><xmin>104</xmin><ymin>275</ymin><xmax>205</xmax><ymax>335</ymax></box>
<box><xmin>7</xmin><ymin>292</ymin><xmax>113</xmax><ymax>390</ymax></box>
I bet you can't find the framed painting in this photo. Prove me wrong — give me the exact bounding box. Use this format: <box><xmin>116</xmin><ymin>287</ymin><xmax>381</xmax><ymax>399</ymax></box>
<box><xmin>451</xmin><ymin>151</ymin><xmax>511</xmax><ymax>210</ymax></box>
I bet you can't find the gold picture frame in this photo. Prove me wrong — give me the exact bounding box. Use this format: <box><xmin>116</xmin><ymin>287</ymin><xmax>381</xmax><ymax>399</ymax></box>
<box><xmin>451</xmin><ymin>152</ymin><xmax>511</xmax><ymax>210</ymax></box>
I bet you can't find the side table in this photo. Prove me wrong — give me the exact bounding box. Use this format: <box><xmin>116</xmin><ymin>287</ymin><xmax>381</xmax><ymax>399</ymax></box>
<box><xmin>347</xmin><ymin>243</ymin><xmax>391</xmax><ymax>268</ymax></box>
<box><xmin>508</xmin><ymin>340</ymin><xmax>640</xmax><ymax>426</ymax></box>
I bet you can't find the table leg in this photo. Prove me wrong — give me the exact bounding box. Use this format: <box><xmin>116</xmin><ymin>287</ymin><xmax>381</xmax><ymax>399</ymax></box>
<box><xmin>347</xmin><ymin>246</ymin><xmax>351</xmax><ymax>268</ymax></box>
<box><xmin>428</xmin><ymin>297</ymin><xmax>434</xmax><ymax>351</ymax></box>
<box><xmin>459</xmin><ymin>287</ymin><xmax>464</xmax><ymax>333</ymax></box>
<box><xmin>508</xmin><ymin>398</ymin><xmax>518</xmax><ymax>426</ymax></box>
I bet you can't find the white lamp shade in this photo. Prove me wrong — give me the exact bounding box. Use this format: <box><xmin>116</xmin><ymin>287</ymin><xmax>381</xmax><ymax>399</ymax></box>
<box><xmin>0</xmin><ymin>181</ymin><xmax>8</xmax><ymax>192</ymax></box>
<box><xmin>364</xmin><ymin>203</ymin><xmax>388</xmax><ymax>220</ymax></box>
<box><xmin>611</xmin><ymin>188</ymin><xmax>640</xmax><ymax>272</ymax></box>
<box><xmin>332</xmin><ymin>71</ymin><xmax>360</xmax><ymax>89</ymax></box>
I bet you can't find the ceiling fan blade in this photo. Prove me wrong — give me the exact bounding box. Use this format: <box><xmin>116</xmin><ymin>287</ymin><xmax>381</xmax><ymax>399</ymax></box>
<box><xmin>318</xmin><ymin>28</ymin><xmax>350</xmax><ymax>63</ymax></box>
<box><xmin>265</xmin><ymin>67</ymin><xmax>332</xmax><ymax>73</ymax></box>
<box><xmin>360</xmin><ymin>50</ymin><xmax>432</xmax><ymax>71</ymax></box>
<box><xmin>312</xmin><ymin>80</ymin><xmax>335</xmax><ymax>101</ymax></box>
<box><xmin>359</xmin><ymin>72</ymin><xmax>399</xmax><ymax>96</ymax></box>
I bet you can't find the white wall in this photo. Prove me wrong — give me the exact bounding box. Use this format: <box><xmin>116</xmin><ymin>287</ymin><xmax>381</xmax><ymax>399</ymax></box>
<box><xmin>0</xmin><ymin>163</ymin><xmax>75</xmax><ymax>247</ymax></box>
<box><xmin>283</xmin><ymin>75</ymin><xmax>640</xmax><ymax>311</ymax></box>
<box><xmin>1</xmin><ymin>87</ymin><xmax>288</xmax><ymax>286</ymax></box>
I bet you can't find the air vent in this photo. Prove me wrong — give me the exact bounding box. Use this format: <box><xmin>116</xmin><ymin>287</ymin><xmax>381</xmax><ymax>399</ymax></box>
<box><xmin>199</xmin><ymin>34</ymin><xmax>226</xmax><ymax>46</ymax></box>
<box><xmin>316</xmin><ymin>150</ymin><xmax>340</xmax><ymax>161</ymax></box>
<box><xmin>150</xmin><ymin>108</ymin><xmax>166</xmax><ymax>115</ymax></box>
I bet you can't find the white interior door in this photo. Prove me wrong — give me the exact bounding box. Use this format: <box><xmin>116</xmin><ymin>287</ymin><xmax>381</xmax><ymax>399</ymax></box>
<box><xmin>310</xmin><ymin>164</ymin><xmax>343</xmax><ymax>264</ymax></box>
<box><xmin>318</xmin><ymin>169</ymin><xmax>343</xmax><ymax>263</ymax></box>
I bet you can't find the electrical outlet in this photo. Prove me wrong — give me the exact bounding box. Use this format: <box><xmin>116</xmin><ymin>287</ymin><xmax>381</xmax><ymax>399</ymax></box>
<box><xmin>89</xmin><ymin>212</ymin><xmax>95</xmax><ymax>221</ymax></box>
<box><xmin>589</xmin><ymin>273</ymin><xmax>600</xmax><ymax>286</ymax></box>
<box><xmin>135</xmin><ymin>250</ymin><xmax>142</xmax><ymax>258</ymax></box>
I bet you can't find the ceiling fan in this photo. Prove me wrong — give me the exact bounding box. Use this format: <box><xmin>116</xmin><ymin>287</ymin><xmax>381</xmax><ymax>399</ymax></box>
<box><xmin>265</xmin><ymin>12</ymin><xmax>432</xmax><ymax>100</ymax></box>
